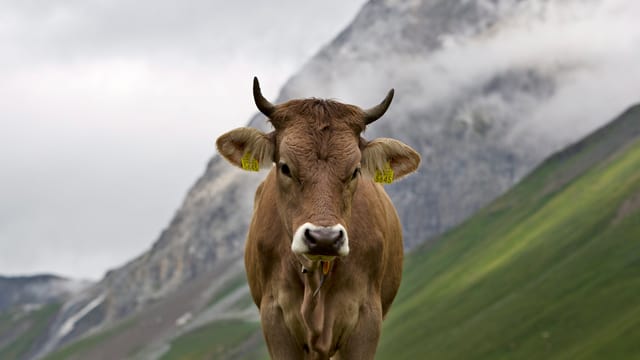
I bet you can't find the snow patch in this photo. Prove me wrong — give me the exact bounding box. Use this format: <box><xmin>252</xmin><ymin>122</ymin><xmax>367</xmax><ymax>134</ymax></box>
<box><xmin>175</xmin><ymin>312</ymin><xmax>192</xmax><ymax>327</ymax></box>
<box><xmin>58</xmin><ymin>294</ymin><xmax>105</xmax><ymax>338</ymax></box>
<box><xmin>22</xmin><ymin>303</ymin><xmax>43</xmax><ymax>313</ymax></box>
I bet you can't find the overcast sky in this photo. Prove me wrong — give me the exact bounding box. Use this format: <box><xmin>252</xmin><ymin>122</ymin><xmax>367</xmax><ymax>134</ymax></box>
<box><xmin>0</xmin><ymin>0</ymin><xmax>367</xmax><ymax>280</ymax></box>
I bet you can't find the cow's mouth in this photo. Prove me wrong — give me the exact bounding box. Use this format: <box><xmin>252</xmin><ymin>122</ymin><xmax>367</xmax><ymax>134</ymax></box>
<box><xmin>304</xmin><ymin>254</ymin><xmax>337</xmax><ymax>261</ymax></box>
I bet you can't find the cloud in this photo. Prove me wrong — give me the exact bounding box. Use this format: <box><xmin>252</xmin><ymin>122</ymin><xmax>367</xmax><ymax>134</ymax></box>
<box><xmin>406</xmin><ymin>0</ymin><xmax>640</xmax><ymax>157</ymax></box>
<box><xmin>0</xmin><ymin>0</ymin><xmax>366</xmax><ymax>279</ymax></box>
<box><xmin>311</xmin><ymin>0</ymin><xmax>640</xmax><ymax>146</ymax></box>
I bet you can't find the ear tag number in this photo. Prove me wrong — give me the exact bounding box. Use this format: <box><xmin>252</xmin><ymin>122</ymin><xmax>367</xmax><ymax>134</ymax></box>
<box><xmin>241</xmin><ymin>152</ymin><xmax>260</xmax><ymax>172</ymax></box>
<box><xmin>374</xmin><ymin>162</ymin><xmax>394</xmax><ymax>184</ymax></box>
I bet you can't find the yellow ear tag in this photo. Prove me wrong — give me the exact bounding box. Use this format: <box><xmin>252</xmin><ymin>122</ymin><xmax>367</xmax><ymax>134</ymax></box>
<box><xmin>374</xmin><ymin>162</ymin><xmax>394</xmax><ymax>184</ymax></box>
<box><xmin>241</xmin><ymin>152</ymin><xmax>260</xmax><ymax>172</ymax></box>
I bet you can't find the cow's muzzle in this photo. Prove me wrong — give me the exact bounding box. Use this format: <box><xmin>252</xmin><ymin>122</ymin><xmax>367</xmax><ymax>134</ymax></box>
<box><xmin>292</xmin><ymin>223</ymin><xmax>349</xmax><ymax>258</ymax></box>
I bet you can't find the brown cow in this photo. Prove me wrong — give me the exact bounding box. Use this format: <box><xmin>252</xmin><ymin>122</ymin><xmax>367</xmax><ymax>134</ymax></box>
<box><xmin>216</xmin><ymin>77</ymin><xmax>420</xmax><ymax>359</ymax></box>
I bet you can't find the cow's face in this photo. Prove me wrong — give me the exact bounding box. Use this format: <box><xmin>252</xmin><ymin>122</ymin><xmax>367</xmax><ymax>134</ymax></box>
<box><xmin>216</xmin><ymin>78</ymin><xmax>420</xmax><ymax>260</ymax></box>
<box><xmin>274</xmin><ymin>109</ymin><xmax>362</xmax><ymax>259</ymax></box>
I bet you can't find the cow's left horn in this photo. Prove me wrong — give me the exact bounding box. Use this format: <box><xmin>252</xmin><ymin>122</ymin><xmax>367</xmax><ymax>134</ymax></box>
<box><xmin>364</xmin><ymin>89</ymin><xmax>394</xmax><ymax>125</ymax></box>
<box><xmin>253</xmin><ymin>77</ymin><xmax>275</xmax><ymax>117</ymax></box>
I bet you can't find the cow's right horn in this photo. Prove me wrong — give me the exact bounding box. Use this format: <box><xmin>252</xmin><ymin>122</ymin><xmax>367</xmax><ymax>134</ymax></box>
<box><xmin>364</xmin><ymin>89</ymin><xmax>394</xmax><ymax>125</ymax></box>
<box><xmin>253</xmin><ymin>77</ymin><xmax>275</xmax><ymax>117</ymax></box>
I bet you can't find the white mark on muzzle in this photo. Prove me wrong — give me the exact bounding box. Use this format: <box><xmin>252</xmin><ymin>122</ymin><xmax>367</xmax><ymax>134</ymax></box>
<box><xmin>291</xmin><ymin>222</ymin><xmax>350</xmax><ymax>257</ymax></box>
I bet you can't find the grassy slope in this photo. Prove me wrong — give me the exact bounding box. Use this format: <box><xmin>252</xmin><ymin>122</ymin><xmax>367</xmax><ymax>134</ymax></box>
<box><xmin>0</xmin><ymin>303</ymin><xmax>60</xmax><ymax>360</ymax></box>
<box><xmin>378</xmin><ymin>105</ymin><xmax>640</xmax><ymax>359</ymax></box>
<box><xmin>42</xmin><ymin>318</ymin><xmax>135</xmax><ymax>360</ymax></box>
<box><xmin>160</xmin><ymin>273</ymin><xmax>267</xmax><ymax>360</ymax></box>
<box><xmin>157</xmin><ymin>267</ymin><xmax>267</xmax><ymax>360</ymax></box>
<box><xmin>161</xmin><ymin>320</ymin><xmax>267</xmax><ymax>360</ymax></box>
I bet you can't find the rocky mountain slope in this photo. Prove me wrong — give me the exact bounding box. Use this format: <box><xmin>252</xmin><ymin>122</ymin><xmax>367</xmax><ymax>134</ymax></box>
<box><xmin>24</xmin><ymin>0</ymin><xmax>640</xmax><ymax>357</ymax></box>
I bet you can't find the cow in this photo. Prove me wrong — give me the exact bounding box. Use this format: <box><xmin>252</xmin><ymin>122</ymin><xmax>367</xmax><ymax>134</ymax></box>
<box><xmin>216</xmin><ymin>77</ymin><xmax>421</xmax><ymax>359</ymax></box>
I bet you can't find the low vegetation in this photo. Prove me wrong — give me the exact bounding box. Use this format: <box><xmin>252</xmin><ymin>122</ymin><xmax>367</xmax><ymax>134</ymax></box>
<box><xmin>0</xmin><ymin>303</ymin><xmax>60</xmax><ymax>360</ymax></box>
<box><xmin>161</xmin><ymin>320</ymin><xmax>266</xmax><ymax>360</ymax></box>
<box><xmin>42</xmin><ymin>318</ymin><xmax>135</xmax><ymax>360</ymax></box>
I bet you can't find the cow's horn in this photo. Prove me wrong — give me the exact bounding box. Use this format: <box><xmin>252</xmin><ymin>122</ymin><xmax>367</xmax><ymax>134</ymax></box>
<box><xmin>253</xmin><ymin>77</ymin><xmax>275</xmax><ymax>117</ymax></box>
<box><xmin>364</xmin><ymin>89</ymin><xmax>394</xmax><ymax>125</ymax></box>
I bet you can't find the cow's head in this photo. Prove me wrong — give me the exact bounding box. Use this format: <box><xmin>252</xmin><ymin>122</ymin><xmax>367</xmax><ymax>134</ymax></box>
<box><xmin>216</xmin><ymin>77</ymin><xmax>420</xmax><ymax>260</ymax></box>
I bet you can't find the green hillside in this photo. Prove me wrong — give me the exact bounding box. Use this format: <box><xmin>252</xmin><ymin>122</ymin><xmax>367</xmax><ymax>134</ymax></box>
<box><xmin>161</xmin><ymin>319</ymin><xmax>266</xmax><ymax>360</ymax></box>
<box><xmin>0</xmin><ymin>303</ymin><xmax>60</xmax><ymax>360</ymax></box>
<box><xmin>378</xmin><ymin>104</ymin><xmax>640</xmax><ymax>359</ymax></box>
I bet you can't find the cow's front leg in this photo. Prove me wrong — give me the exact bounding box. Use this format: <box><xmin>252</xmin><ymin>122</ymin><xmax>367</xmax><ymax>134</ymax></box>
<box><xmin>260</xmin><ymin>301</ymin><xmax>305</xmax><ymax>360</ymax></box>
<box><xmin>334</xmin><ymin>302</ymin><xmax>382</xmax><ymax>360</ymax></box>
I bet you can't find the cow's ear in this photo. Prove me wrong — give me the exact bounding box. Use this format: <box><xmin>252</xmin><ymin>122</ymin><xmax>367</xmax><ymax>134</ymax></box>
<box><xmin>361</xmin><ymin>138</ymin><xmax>421</xmax><ymax>183</ymax></box>
<box><xmin>216</xmin><ymin>127</ymin><xmax>274</xmax><ymax>171</ymax></box>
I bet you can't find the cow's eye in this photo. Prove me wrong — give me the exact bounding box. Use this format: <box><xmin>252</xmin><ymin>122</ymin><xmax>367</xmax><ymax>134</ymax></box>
<box><xmin>351</xmin><ymin>167</ymin><xmax>361</xmax><ymax>181</ymax></box>
<box><xmin>280</xmin><ymin>163</ymin><xmax>292</xmax><ymax>178</ymax></box>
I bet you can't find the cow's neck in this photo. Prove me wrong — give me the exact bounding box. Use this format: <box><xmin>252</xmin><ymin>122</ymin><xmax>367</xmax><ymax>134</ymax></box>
<box><xmin>297</xmin><ymin>256</ymin><xmax>336</xmax><ymax>356</ymax></box>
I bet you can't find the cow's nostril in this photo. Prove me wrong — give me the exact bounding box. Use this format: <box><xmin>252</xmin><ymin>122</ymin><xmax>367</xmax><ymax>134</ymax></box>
<box><xmin>334</xmin><ymin>231</ymin><xmax>344</xmax><ymax>248</ymax></box>
<box><xmin>304</xmin><ymin>229</ymin><xmax>317</xmax><ymax>245</ymax></box>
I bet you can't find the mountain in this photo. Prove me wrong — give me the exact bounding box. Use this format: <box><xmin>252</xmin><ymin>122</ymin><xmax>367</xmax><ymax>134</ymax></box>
<box><xmin>0</xmin><ymin>275</ymin><xmax>89</xmax><ymax>313</ymax></box>
<box><xmin>377</xmin><ymin>103</ymin><xmax>640</xmax><ymax>358</ymax></box>
<box><xmin>18</xmin><ymin>0</ymin><xmax>640</xmax><ymax>358</ymax></box>
<box><xmin>0</xmin><ymin>275</ymin><xmax>89</xmax><ymax>360</ymax></box>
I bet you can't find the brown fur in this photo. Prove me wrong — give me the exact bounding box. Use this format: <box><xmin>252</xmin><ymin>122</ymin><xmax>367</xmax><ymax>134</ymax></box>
<box><xmin>216</xmin><ymin>95</ymin><xmax>420</xmax><ymax>359</ymax></box>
